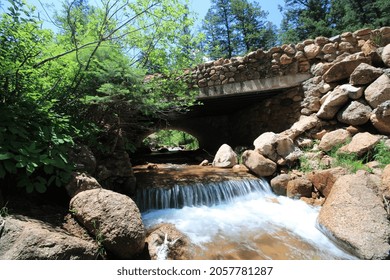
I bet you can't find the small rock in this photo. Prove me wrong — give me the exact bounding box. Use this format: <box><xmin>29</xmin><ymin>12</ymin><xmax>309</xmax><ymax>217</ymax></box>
<box><xmin>338</xmin><ymin>132</ymin><xmax>381</xmax><ymax>157</ymax></box>
<box><xmin>339</xmin><ymin>84</ymin><xmax>364</xmax><ymax>100</ymax></box>
<box><xmin>286</xmin><ymin>177</ymin><xmax>313</xmax><ymax>199</ymax></box>
<box><xmin>349</xmin><ymin>63</ymin><xmax>383</xmax><ymax>85</ymax></box>
<box><xmin>319</xmin><ymin>129</ymin><xmax>351</xmax><ymax>152</ymax></box>
<box><xmin>316</xmin><ymin>86</ymin><xmax>350</xmax><ymax>119</ymax></box>
<box><xmin>146</xmin><ymin>223</ymin><xmax>194</xmax><ymax>260</ymax></box>
<box><xmin>280</xmin><ymin>54</ymin><xmax>293</xmax><ymax>65</ymax></box>
<box><xmin>212</xmin><ymin>144</ymin><xmax>238</xmax><ymax>168</ymax></box>
<box><xmin>337</xmin><ymin>100</ymin><xmax>372</xmax><ymax>126</ymax></box>
<box><xmin>381</xmin><ymin>43</ymin><xmax>390</xmax><ymax>67</ymax></box>
<box><xmin>65</xmin><ymin>172</ymin><xmax>102</xmax><ymax>198</ymax></box>
<box><xmin>304</xmin><ymin>44</ymin><xmax>321</xmax><ymax>59</ymax></box>
<box><xmin>370</xmin><ymin>100</ymin><xmax>390</xmax><ymax>134</ymax></box>
<box><xmin>307</xmin><ymin>167</ymin><xmax>348</xmax><ymax>197</ymax></box>
<box><xmin>364</xmin><ymin>74</ymin><xmax>390</xmax><ymax>109</ymax></box>
<box><xmin>270</xmin><ymin>174</ymin><xmax>290</xmax><ymax>196</ymax></box>
<box><xmin>253</xmin><ymin>132</ymin><xmax>278</xmax><ymax>161</ymax></box>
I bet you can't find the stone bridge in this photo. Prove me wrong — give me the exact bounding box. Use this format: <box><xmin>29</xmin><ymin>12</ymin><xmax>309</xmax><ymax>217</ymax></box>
<box><xmin>139</xmin><ymin>27</ymin><xmax>390</xmax><ymax>153</ymax></box>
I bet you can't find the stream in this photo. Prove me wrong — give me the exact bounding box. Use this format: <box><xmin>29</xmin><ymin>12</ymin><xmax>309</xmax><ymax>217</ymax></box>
<box><xmin>134</xmin><ymin>163</ymin><xmax>357</xmax><ymax>260</ymax></box>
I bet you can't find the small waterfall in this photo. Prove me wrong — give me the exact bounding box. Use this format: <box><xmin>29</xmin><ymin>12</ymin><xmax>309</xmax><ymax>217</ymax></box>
<box><xmin>136</xmin><ymin>178</ymin><xmax>271</xmax><ymax>212</ymax></box>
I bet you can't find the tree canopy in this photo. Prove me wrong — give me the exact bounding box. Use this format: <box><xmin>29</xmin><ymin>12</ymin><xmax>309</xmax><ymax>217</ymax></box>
<box><xmin>279</xmin><ymin>0</ymin><xmax>390</xmax><ymax>43</ymax></box>
<box><xmin>201</xmin><ymin>0</ymin><xmax>277</xmax><ymax>59</ymax></box>
<box><xmin>0</xmin><ymin>0</ymin><xmax>201</xmax><ymax>193</ymax></box>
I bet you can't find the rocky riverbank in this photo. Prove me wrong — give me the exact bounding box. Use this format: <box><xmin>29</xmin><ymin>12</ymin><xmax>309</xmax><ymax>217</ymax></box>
<box><xmin>1</xmin><ymin>27</ymin><xmax>390</xmax><ymax>260</ymax></box>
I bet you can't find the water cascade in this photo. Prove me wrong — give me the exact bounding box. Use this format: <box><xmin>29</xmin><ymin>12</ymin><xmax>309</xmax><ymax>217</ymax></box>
<box><xmin>135</xmin><ymin>165</ymin><xmax>357</xmax><ymax>260</ymax></box>
<box><xmin>136</xmin><ymin>178</ymin><xmax>271</xmax><ymax>212</ymax></box>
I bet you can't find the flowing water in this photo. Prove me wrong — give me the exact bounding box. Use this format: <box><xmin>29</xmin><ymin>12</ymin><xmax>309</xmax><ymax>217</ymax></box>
<box><xmin>135</xmin><ymin>164</ymin><xmax>357</xmax><ymax>260</ymax></box>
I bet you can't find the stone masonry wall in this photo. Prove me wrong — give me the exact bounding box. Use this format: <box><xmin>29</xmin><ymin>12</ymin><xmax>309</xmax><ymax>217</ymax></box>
<box><xmin>183</xmin><ymin>27</ymin><xmax>390</xmax><ymax>90</ymax></box>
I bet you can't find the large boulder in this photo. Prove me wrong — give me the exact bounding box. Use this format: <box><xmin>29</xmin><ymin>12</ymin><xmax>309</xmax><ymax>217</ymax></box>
<box><xmin>65</xmin><ymin>172</ymin><xmax>102</xmax><ymax>198</ymax></box>
<box><xmin>0</xmin><ymin>215</ymin><xmax>99</xmax><ymax>260</ymax></box>
<box><xmin>349</xmin><ymin>63</ymin><xmax>383</xmax><ymax>85</ymax></box>
<box><xmin>146</xmin><ymin>223</ymin><xmax>194</xmax><ymax>260</ymax></box>
<box><xmin>306</xmin><ymin>167</ymin><xmax>348</xmax><ymax>198</ymax></box>
<box><xmin>318</xmin><ymin>174</ymin><xmax>390</xmax><ymax>259</ymax></box>
<box><xmin>316</xmin><ymin>86</ymin><xmax>350</xmax><ymax>119</ymax></box>
<box><xmin>270</xmin><ymin>174</ymin><xmax>290</xmax><ymax>196</ymax></box>
<box><xmin>241</xmin><ymin>150</ymin><xmax>277</xmax><ymax>177</ymax></box>
<box><xmin>364</xmin><ymin>74</ymin><xmax>390</xmax><ymax>109</ymax></box>
<box><xmin>69</xmin><ymin>189</ymin><xmax>145</xmax><ymax>259</ymax></box>
<box><xmin>318</xmin><ymin>129</ymin><xmax>351</xmax><ymax>152</ymax></box>
<box><xmin>337</xmin><ymin>100</ymin><xmax>372</xmax><ymax>126</ymax></box>
<box><xmin>212</xmin><ymin>144</ymin><xmax>238</xmax><ymax>168</ymax></box>
<box><xmin>322</xmin><ymin>53</ymin><xmax>371</xmax><ymax>83</ymax></box>
<box><xmin>338</xmin><ymin>132</ymin><xmax>381</xmax><ymax>157</ymax></box>
<box><xmin>370</xmin><ymin>100</ymin><xmax>390</xmax><ymax>134</ymax></box>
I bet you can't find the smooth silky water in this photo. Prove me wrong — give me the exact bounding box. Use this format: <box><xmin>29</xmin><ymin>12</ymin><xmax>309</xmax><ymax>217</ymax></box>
<box><xmin>135</xmin><ymin>164</ymin><xmax>357</xmax><ymax>260</ymax></box>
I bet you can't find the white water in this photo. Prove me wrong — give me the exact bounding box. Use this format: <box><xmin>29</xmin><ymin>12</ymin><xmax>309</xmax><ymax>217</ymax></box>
<box><xmin>141</xmin><ymin>178</ymin><xmax>357</xmax><ymax>260</ymax></box>
<box><xmin>136</xmin><ymin>178</ymin><xmax>271</xmax><ymax>211</ymax></box>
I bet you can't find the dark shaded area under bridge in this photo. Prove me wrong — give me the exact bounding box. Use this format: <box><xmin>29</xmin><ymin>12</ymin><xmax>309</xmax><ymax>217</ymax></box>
<box><xmin>135</xmin><ymin>73</ymin><xmax>310</xmax><ymax>154</ymax></box>
<box><xmin>139</xmin><ymin>90</ymin><xmax>302</xmax><ymax>154</ymax></box>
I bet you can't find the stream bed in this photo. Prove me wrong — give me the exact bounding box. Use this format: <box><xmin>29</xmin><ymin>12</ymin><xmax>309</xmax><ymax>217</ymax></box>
<box><xmin>134</xmin><ymin>164</ymin><xmax>357</xmax><ymax>260</ymax></box>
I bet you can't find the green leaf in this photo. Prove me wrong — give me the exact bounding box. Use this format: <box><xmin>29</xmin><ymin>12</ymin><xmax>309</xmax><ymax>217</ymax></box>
<box><xmin>16</xmin><ymin>162</ymin><xmax>25</xmax><ymax>168</ymax></box>
<box><xmin>0</xmin><ymin>152</ymin><xmax>13</xmax><ymax>160</ymax></box>
<box><xmin>26</xmin><ymin>162</ymin><xmax>38</xmax><ymax>174</ymax></box>
<box><xmin>35</xmin><ymin>183</ymin><xmax>47</xmax><ymax>193</ymax></box>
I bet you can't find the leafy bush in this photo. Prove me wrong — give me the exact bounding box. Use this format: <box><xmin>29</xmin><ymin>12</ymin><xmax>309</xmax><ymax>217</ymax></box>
<box><xmin>0</xmin><ymin>102</ymin><xmax>75</xmax><ymax>193</ymax></box>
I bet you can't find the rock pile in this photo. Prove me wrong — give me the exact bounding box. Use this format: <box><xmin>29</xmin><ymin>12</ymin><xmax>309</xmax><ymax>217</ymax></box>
<box><xmin>210</xmin><ymin>27</ymin><xmax>390</xmax><ymax>259</ymax></box>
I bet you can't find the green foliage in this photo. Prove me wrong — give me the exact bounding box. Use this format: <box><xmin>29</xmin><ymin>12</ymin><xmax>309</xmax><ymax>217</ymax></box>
<box><xmin>0</xmin><ymin>0</ymin><xmax>201</xmax><ymax>193</ymax></box>
<box><xmin>332</xmin><ymin>152</ymin><xmax>370</xmax><ymax>174</ymax></box>
<box><xmin>298</xmin><ymin>155</ymin><xmax>315</xmax><ymax>173</ymax></box>
<box><xmin>279</xmin><ymin>0</ymin><xmax>333</xmax><ymax>43</ymax></box>
<box><xmin>373</xmin><ymin>141</ymin><xmax>390</xmax><ymax>167</ymax></box>
<box><xmin>279</xmin><ymin>0</ymin><xmax>390</xmax><ymax>44</ymax></box>
<box><xmin>0</xmin><ymin>102</ymin><xmax>75</xmax><ymax>193</ymax></box>
<box><xmin>92</xmin><ymin>219</ymin><xmax>106</xmax><ymax>259</ymax></box>
<box><xmin>143</xmin><ymin>130</ymin><xmax>199</xmax><ymax>150</ymax></box>
<box><xmin>202</xmin><ymin>0</ymin><xmax>276</xmax><ymax>59</ymax></box>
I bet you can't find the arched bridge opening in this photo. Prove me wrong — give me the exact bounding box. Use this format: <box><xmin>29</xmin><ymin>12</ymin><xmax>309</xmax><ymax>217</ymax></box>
<box><xmin>133</xmin><ymin>85</ymin><xmax>305</xmax><ymax>157</ymax></box>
